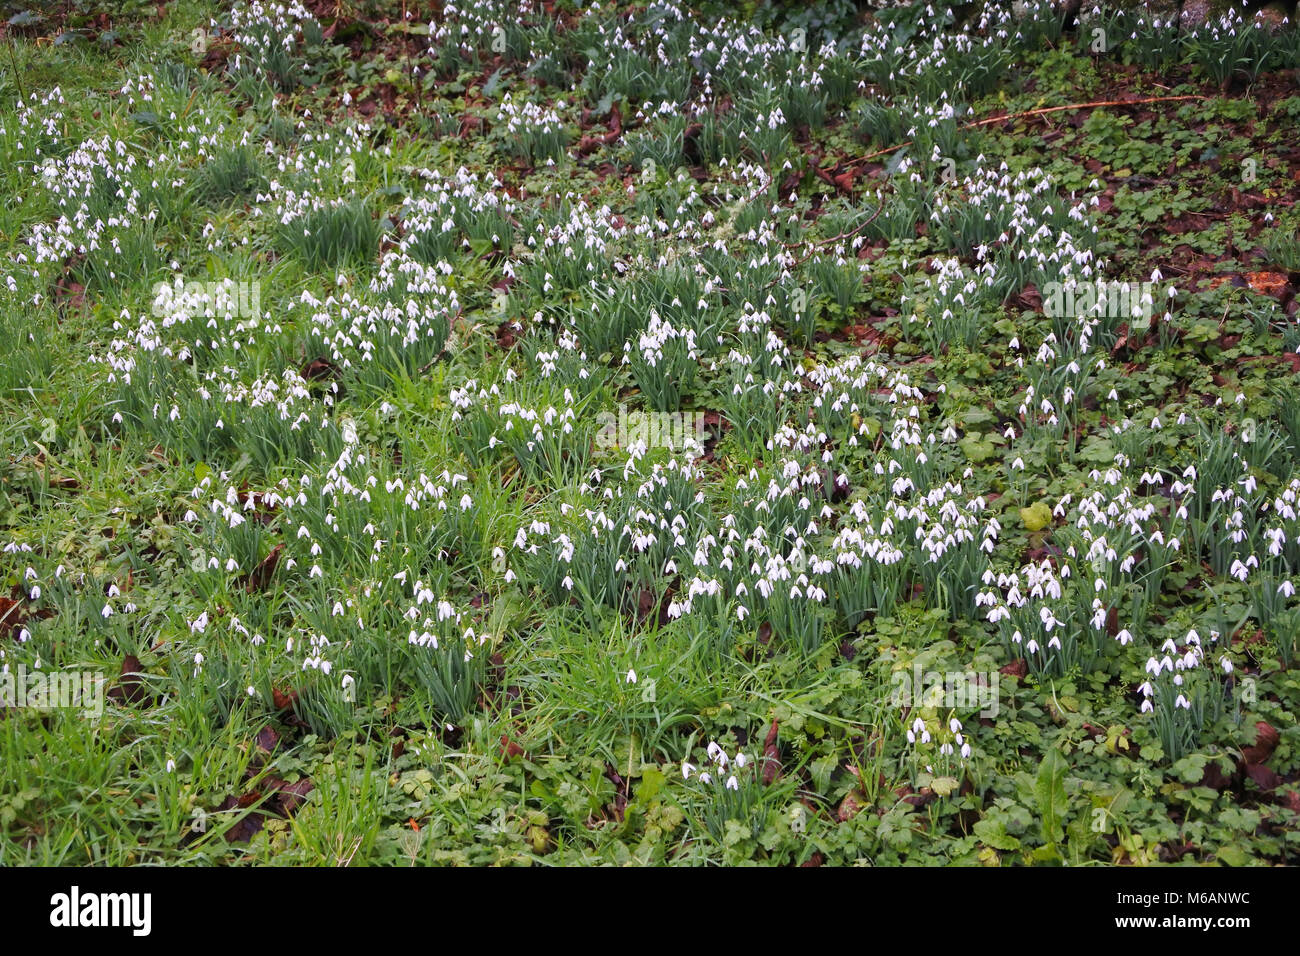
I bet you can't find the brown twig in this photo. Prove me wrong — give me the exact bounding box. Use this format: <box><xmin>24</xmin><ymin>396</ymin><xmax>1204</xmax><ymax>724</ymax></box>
<box><xmin>783</xmin><ymin>198</ymin><xmax>885</xmax><ymax>255</ymax></box>
<box><xmin>847</xmin><ymin>94</ymin><xmax>1209</xmax><ymax>167</ymax></box>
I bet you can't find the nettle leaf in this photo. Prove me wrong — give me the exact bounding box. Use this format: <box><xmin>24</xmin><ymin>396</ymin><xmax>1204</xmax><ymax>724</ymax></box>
<box><xmin>973</xmin><ymin>817</ymin><xmax>1022</xmax><ymax>851</ymax></box>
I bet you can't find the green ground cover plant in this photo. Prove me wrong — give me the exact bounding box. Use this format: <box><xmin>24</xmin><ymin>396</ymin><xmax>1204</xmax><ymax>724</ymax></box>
<box><xmin>1</xmin><ymin>0</ymin><xmax>1300</xmax><ymax>865</ymax></box>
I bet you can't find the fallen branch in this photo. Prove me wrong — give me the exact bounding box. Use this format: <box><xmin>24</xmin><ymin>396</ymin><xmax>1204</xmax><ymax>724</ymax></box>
<box><xmin>848</xmin><ymin>94</ymin><xmax>1209</xmax><ymax>167</ymax></box>
<box><xmin>783</xmin><ymin>198</ymin><xmax>885</xmax><ymax>255</ymax></box>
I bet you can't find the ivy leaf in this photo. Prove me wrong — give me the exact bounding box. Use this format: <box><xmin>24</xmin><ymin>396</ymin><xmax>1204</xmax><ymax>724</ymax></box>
<box><xmin>1019</xmin><ymin>501</ymin><xmax>1053</xmax><ymax>533</ymax></box>
<box><xmin>1172</xmin><ymin>753</ymin><xmax>1208</xmax><ymax>783</ymax></box>
<box><xmin>1078</xmin><ymin>435</ymin><xmax>1117</xmax><ymax>464</ymax></box>
<box><xmin>931</xmin><ymin>775</ymin><xmax>959</xmax><ymax>798</ymax></box>
<box><xmin>960</xmin><ymin>431</ymin><xmax>996</xmax><ymax>463</ymax></box>
<box><xmin>1217</xmin><ymin>844</ymin><xmax>1250</xmax><ymax>867</ymax></box>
